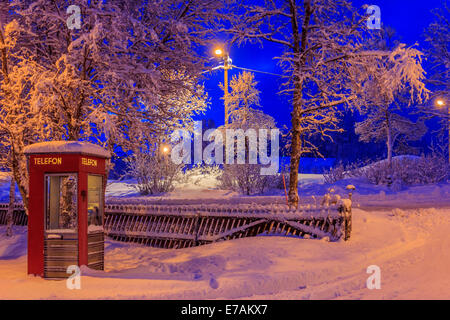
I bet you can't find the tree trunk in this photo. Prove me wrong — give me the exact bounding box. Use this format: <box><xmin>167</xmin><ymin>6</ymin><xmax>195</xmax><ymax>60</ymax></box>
<box><xmin>287</xmin><ymin>0</ymin><xmax>312</xmax><ymax>208</ymax></box>
<box><xmin>385</xmin><ymin>110</ymin><xmax>393</xmax><ymax>168</ymax></box>
<box><xmin>387</xmin><ymin>131</ymin><xmax>392</xmax><ymax>167</ymax></box>
<box><xmin>6</xmin><ymin>175</ymin><xmax>15</xmax><ymax>237</ymax></box>
<box><xmin>11</xmin><ymin>145</ymin><xmax>29</xmax><ymax>211</ymax></box>
<box><xmin>288</xmin><ymin>125</ymin><xmax>301</xmax><ymax>207</ymax></box>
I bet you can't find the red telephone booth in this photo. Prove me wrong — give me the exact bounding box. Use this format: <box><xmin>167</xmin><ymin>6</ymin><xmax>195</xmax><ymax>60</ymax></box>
<box><xmin>24</xmin><ymin>141</ymin><xmax>111</xmax><ymax>278</ymax></box>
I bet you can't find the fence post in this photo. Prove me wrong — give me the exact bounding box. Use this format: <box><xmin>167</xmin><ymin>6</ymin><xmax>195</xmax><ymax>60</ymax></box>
<box><xmin>338</xmin><ymin>204</ymin><xmax>352</xmax><ymax>241</ymax></box>
<box><xmin>193</xmin><ymin>212</ymin><xmax>201</xmax><ymax>246</ymax></box>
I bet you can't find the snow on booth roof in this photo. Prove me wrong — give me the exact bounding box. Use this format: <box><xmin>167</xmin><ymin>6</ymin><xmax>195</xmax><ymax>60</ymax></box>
<box><xmin>23</xmin><ymin>141</ymin><xmax>111</xmax><ymax>158</ymax></box>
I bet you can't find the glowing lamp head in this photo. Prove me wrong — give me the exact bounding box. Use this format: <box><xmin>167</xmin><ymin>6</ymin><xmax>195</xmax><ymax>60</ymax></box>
<box><xmin>214</xmin><ymin>48</ymin><xmax>223</xmax><ymax>56</ymax></box>
<box><xmin>162</xmin><ymin>146</ymin><xmax>169</xmax><ymax>154</ymax></box>
<box><xmin>436</xmin><ymin>99</ymin><xmax>445</xmax><ymax>107</ymax></box>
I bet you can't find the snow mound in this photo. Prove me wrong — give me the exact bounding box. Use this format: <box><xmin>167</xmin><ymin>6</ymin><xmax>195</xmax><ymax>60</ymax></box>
<box><xmin>0</xmin><ymin>226</ymin><xmax>27</xmax><ymax>259</ymax></box>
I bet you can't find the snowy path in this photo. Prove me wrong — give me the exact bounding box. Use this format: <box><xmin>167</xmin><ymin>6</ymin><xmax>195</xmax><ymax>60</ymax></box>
<box><xmin>0</xmin><ymin>206</ymin><xmax>449</xmax><ymax>299</ymax></box>
<box><xmin>244</xmin><ymin>208</ymin><xmax>450</xmax><ymax>300</ymax></box>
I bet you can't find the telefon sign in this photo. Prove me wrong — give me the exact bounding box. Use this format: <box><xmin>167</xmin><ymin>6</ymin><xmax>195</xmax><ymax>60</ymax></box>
<box><xmin>33</xmin><ymin>157</ymin><xmax>62</xmax><ymax>165</ymax></box>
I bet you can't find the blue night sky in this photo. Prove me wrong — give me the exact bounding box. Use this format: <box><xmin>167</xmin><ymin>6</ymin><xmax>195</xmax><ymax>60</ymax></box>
<box><xmin>199</xmin><ymin>0</ymin><xmax>444</xmax><ymax>129</ymax></box>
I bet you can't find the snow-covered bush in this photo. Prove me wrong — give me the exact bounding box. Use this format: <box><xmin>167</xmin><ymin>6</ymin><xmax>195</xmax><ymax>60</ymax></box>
<box><xmin>324</xmin><ymin>155</ymin><xmax>449</xmax><ymax>186</ymax></box>
<box><xmin>177</xmin><ymin>165</ymin><xmax>222</xmax><ymax>187</ymax></box>
<box><xmin>362</xmin><ymin>160</ymin><xmax>392</xmax><ymax>185</ymax></box>
<box><xmin>410</xmin><ymin>155</ymin><xmax>449</xmax><ymax>184</ymax></box>
<box><xmin>323</xmin><ymin>162</ymin><xmax>346</xmax><ymax>184</ymax></box>
<box><xmin>126</xmin><ymin>151</ymin><xmax>183</xmax><ymax>195</ymax></box>
<box><xmin>323</xmin><ymin>161</ymin><xmax>366</xmax><ymax>183</ymax></box>
<box><xmin>362</xmin><ymin>155</ymin><xmax>449</xmax><ymax>186</ymax></box>
<box><xmin>220</xmin><ymin>162</ymin><xmax>288</xmax><ymax>196</ymax></box>
<box><xmin>220</xmin><ymin>164</ymin><xmax>283</xmax><ymax>195</ymax></box>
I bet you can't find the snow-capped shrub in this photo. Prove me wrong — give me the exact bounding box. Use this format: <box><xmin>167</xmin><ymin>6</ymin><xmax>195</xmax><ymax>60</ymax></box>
<box><xmin>413</xmin><ymin>155</ymin><xmax>449</xmax><ymax>184</ymax></box>
<box><xmin>177</xmin><ymin>164</ymin><xmax>222</xmax><ymax>186</ymax></box>
<box><xmin>323</xmin><ymin>161</ymin><xmax>367</xmax><ymax>183</ymax></box>
<box><xmin>323</xmin><ymin>162</ymin><xmax>346</xmax><ymax>184</ymax></box>
<box><xmin>362</xmin><ymin>155</ymin><xmax>449</xmax><ymax>186</ymax></box>
<box><xmin>219</xmin><ymin>163</ymin><xmax>283</xmax><ymax>195</ymax></box>
<box><xmin>126</xmin><ymin>152</ymin><xmax>183</xmax><ymax>195</ymax></box>
<box><xmin>362</xmin><ymin>160</ymin><xmax>392</xmax><ymax>185</ymax></box>
<box><xmin>324</xmin><ymin>155</ymin><xmax>449</xmax><ymax>186</ymax></box>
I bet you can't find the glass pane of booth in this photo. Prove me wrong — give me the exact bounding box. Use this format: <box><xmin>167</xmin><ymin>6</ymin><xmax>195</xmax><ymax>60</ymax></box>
<box><xmin>45</xmin><ymin>174</ymin><xmax>78</xmax><ymax>231</ymax></box>
<box><xmin>87</xmin><ymin>175</ymin><xmax>103</xmax><ymax>232</ymax></box>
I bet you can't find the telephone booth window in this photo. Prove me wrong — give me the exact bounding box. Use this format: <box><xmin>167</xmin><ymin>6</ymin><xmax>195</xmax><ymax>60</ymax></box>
<box><xmin>45</xmin><ymin>174</ymin><xmax>78</xmax><ymax>231</ymax></box>
<box><xmin>87</xmin><ymin>174</ymin><xmax>103</xmax><ymax>231</ymax></box>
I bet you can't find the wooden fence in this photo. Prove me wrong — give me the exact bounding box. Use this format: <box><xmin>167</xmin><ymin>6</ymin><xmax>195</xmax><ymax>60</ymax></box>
<box><xmin>0</xmin><ymin>201</ymin><xmax>352</xmax><ymax>247</ymax></box>
<box><xmin>0</xmin><ymin>203</ymin><xmax>28</xmax><ymax>226</ymax></box>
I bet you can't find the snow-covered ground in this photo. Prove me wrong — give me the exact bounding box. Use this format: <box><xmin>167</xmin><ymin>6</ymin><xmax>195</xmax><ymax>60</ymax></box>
<box><xmin>103</xmin><ymin>171</ymin><xmax>450</xmax><ymax>210</ymax></box>
<box><xmin>0</xmin><ymin>168</ymin><xmax>449</xmax><ymax>299</ymax></box>
<box><xmin>0</xmin><ymin>206</ymin><xmax>449</xmax><ymax>299</ymax></box>
<box><xmin>2</xmin><ymin>167</ymin><xmax>450</xmax><ymax>209</ymax></box>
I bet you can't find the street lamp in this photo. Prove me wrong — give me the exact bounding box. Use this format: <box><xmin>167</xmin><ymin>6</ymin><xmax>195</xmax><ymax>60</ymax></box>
<box><xmin>160</xmin><ymin>144</ymin><xmax>170</xmax><ymax>168</ymax></box>
<box><xmin>160</xmin><ymin>144</ymin><xmax>170</xmax><ymax>155</ymax></box>
<box><xmin>213</xmin><ymin>47</ymin><xmax>232</xmax><ymax>126</ymax></box>
<box><xmin>435</xmin><ymin>98</ymin><xmax>449</xmax><ymax>164</ymax></box>
<box><xmin>208</xmin><ymin>46</ymin><xmax>281</xmax><ymax>126</ymax></box>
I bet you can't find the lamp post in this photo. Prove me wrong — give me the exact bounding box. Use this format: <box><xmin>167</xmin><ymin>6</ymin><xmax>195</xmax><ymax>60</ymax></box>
<box><xmin>214</xmin><ymin>48</ymin><xmax>232</xmax><ymax>126</ymax></box>
<box><xmin>435</xmin><ymin>98</ymin><xmax>449</xmax><ymax>164</ymax></box>
<box><xmin>209</xmin><ymin>47</ymin><xmax>281</xmax><ymax>126</ymax></box>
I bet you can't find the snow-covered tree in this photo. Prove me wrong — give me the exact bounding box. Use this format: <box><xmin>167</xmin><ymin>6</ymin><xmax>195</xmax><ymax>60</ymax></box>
<box><xmin>126</xmin><ymin>140</ymin><xmax>183</xmax><ymax>195</ymax></box>
<box><xmin>0</xmin><ymin>0</ymin><xmax>227</xmax><ymax>206</ymax></box>
<box><xmin>223</xmin><ymin>71</ymin><xmax>261</xmax><ymax>125</ymax></box>
<box><xmin>424</xmin><ymin>2</ymin><xmax>449</xmax><ymax>99</ymax></box>
<box><xmin>227</xmin><ymin>0</ymin><xmax>387</xmax><ymax>206</ymax></box>
<box><xmin>355</xmin><ymin>44</ymin><xmax>430</xmax><ymax>167</ymax></box>
<box><xmin>12</xmin><ymin>0</ymin><xmax>218</xmax><ymax>144</ymax></box>
<box><xmin>355</xmin><ymin>110</ymin><xmax>427</xmax><ymax>162</ymax></box>
<box><xmin>423</xmin><ymin>2</ymin><xmax>449</xmax><ymax>152</ymax></box>
<box><xmin>219</xmin><ymin>71</ymin><xmax>280</xmax><ymax>195</ymax></box>
<box><xmin>0</xmin><ymin>2</ymin><xmax>38</xmax><ymax>212</ymax></box>
<box><xmin>220</xmin><ymin>108</ymin><xmax>280</xmax><ymax>195</ymax></box>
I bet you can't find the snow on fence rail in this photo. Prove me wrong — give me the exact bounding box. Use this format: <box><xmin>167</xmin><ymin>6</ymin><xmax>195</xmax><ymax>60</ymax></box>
<box><xmin>0</xmin><ymin>201</ymin><xmax>352</xmax><ymax>246</ymax></box>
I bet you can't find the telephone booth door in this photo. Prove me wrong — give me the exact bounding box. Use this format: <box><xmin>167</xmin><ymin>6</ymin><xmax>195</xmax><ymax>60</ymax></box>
<box><xmin>44</xmin><ymin>174</ymin><xmax>79</xmax><ymax>278</ymax></box>
<box><xmin>86</xmin><ymin>174</ymin><xmax>105</xmax><ymax>270</ymax></box>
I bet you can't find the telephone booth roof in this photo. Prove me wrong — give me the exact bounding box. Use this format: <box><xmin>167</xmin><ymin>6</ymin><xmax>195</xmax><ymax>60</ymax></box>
<box><xmin>24</xmin><ymin>141</ymin><xmax>111</xmax><ymax>158</ymax></box>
